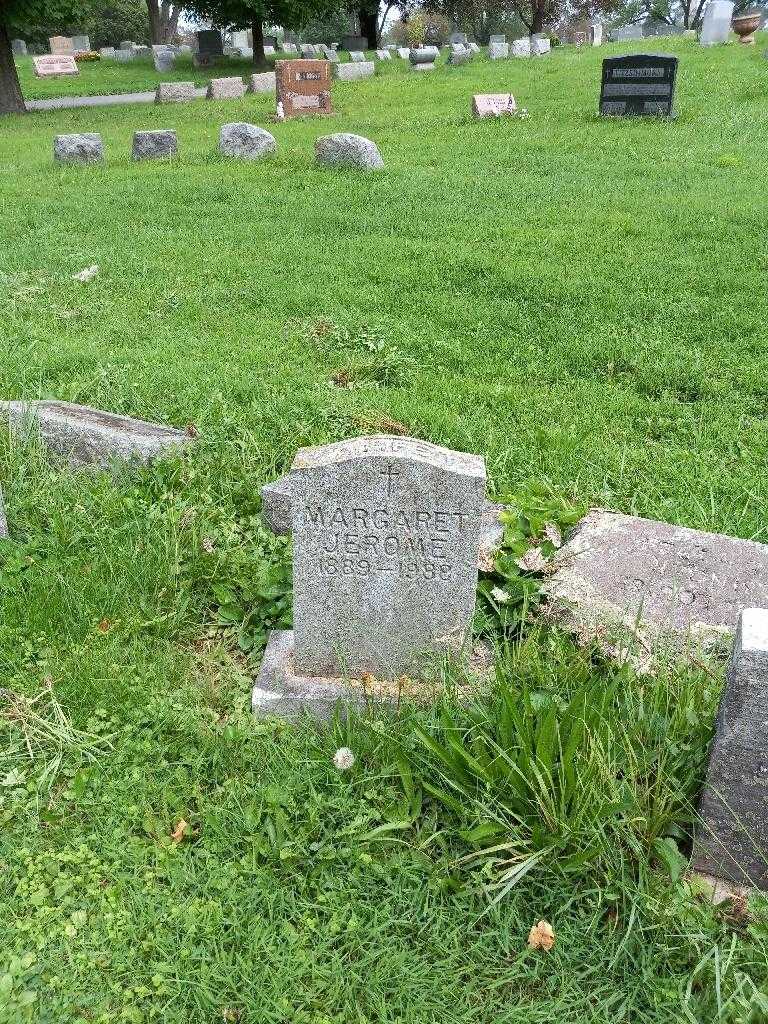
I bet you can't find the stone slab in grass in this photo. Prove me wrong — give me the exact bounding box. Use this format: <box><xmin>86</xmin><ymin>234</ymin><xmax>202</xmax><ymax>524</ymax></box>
<box><xmin>155</xmin><ymin>81</ymin><xmax>195</xmax><ymax>103</ymax></box>
<box><xmin>219</xmin><ymin>122</ymin><xmax>276</xmax><ymax>159</ymax></box>
<box><xmin>207</xmin><ymin>76</ymin><xmax>246</xmax><ymax>100</ymax></box>
<box><xmin>315</xmin><ymin>132</ymin><xmax>383</xmax><ymax>171</ymax></box>
<box><xmin>375</xmin><ymin>49</ymin><xmax>391</xmax><ymax>60</ymax></box>
<box><xmin>472</xmin><ymin>94</ymin><xmax>516</xmax><ymax>118</ymax></box>
<box><xmin>333</xmin><ymin>60</ymin><xmax>374</xmax><ymax>81</ymax></box>
<box><xmin>488</xmin><ymin>41</ymin><xmax>509</xmax><ymax>58</ymax></box>
<box><xmin>248</xmin><ymin>72</ymin><xmax>276</xmax><ymax>93</ymax></box>
<box><xmin>132</xmin><ymin>129</ymin><xmax>177</xmax><ymax>160</ymax></box>
<box><xmin>544</xmin><ymin>510</ymin><xmax>768</xmax><ymax>654</ymax></box>
<box><xmin>54</xmin><ymin>133</ymin><xmax>104</xmax><ymax>164</ymax></box>
<box><xmin>0</xmin><ymin>401</ymin><xmax>195</xmax><ymax>468</ymax></box>
<box><xmin>34</xmin><ymin>54</ymin><xmax>79</xmax><ymax>77</ymax></box>
<box><xmin>693</xmin><ymin>608</ymin><xmax>768</xmax><ymax>889</ymax></box>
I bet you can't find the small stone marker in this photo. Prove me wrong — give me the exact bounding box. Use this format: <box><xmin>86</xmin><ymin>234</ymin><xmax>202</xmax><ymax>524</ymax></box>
<box><xmin>253</xmin><ymin>436</ymin><xmax>487</xmax><ymax>715</ymax></box>
<box><xmin>132</xmin><ymin>129</ymin><xmax>178</xmax><ymax>160</ymax></box>
<box><xmin>99</xmin><ymin>46</ymin><xmax>115</xmax><ymax>58</ymax></box>
<box><xmin>397</xmin><ymin>47</ymin><xmax>410</xmax><ymax>59</ymax></box>
<box><xmin>49</xmin><ymin>35</ymin><xmax>74</xmax><ymax>55</ymax></box>
<box><xmin>54</xmin><ymin>132</ymin><xmax>104</xmax><ymax>164</ymax></box>
<box><xmin>12</xmin><ymin>39</ymin><xmax>27</xmax><ymax>57</ymax></box>
<box><xmin>33</xmin><ymin>54</ymin><xmax>79</xmax><ymax>77</ymax></box>
<box><xmin>599</xmin><ymin>53</ymin><xmax>678</xmax><ymax>117</ymax></box>
<box><xmin>349</xmin><ymin>50</ymin><xmax>366</xmax><ymax>62</ymax></box>
<box><xmin>488</xmin><ymin>40</ymin><xmax>510</xmax><ymax>59</ymax></box>
<box><xmin>448</xmin><ymin>47</ymin><xmax>472</xmax><ymax>66</ymax></box>
<box><xmin>113</xmin><ymin>49</ymin><xmax>135</xmax><ymax>63</ymax></box>
<box><xmin>375</xmin><ymin>49</ymin><xmax>391</xmax><ymax>60</ymax></box>
<box><xmin>700</xmin><ymin>0</ymin><xmax>735</xmax><ymax>44</ymax></box>
<box><xmin>544</xmin><ymin>510</ymin><xmax>768</xmax><ymax>655</ymax></box>
<box><xmin>275</xmin><ymin>59</ymin><xmax>332</xmax><ymax>118</ymax></box>
<box><xmin>472</xmin><ymin>93</ymin><xmax>517</xmax><ymax>118</ymax></box>
<box><xmin>72</xmin><ymin>34</ymin><xmax>91</xmax><ymax>52</ymax></box>
<box><xmin>206</xmin><ymin>76</ymin><xmax>246</xmax><ymax>99</ymax></box>
<box><xmin>300</xmin><ymin>43</ymin><xmax>316</xmax><ymax>57</ymax></box>
<box><xmin>219</xmin><ymin>122</ymin><xmax>276</xmax><ymax>159</ymax></box>
<box><xmin>315</xmin><ymin>132</ymin><xmax>383</xmax><ymax>170</ymax></box>
<box><xmin>511</xmin><ymin>37</ymin><xmax>531</xmax><ymax>56</ymax></box>
<box><xmin>248</xmin><ymin>71</ymin><xmax>277</xmax><ymax>93</ymax></box>
<box><xmin>693</xmin><ymin>609</ymin><xmax>768</xmax><ymax>889</ymax></box>
<box><xmin>333</xmin><ymin>60</ymin><xmax>375</xmax><ymax>81</ymax></box>
<box><xmin>468</xmin><ymin>41</ymin><xmax>481</xmax><ymax>53</ymax></box>
<box><xmin>155</xmin><ymin>81</ymin><xmax>196</xmax><ymax>103</ymax></box>
<box><xmin>0</xmin><ymin>401</ymin><xmax>195</xmax><ymax>467</ymax></box>
<box><xmin>283</xmin><ymin>42</ymin><xmax>298</xmax><ymax>54</ymax></box>
<box><xmin>530</xmin><ymin>34</ymin><xmax>551</xmax><ymax>55</ymax></box>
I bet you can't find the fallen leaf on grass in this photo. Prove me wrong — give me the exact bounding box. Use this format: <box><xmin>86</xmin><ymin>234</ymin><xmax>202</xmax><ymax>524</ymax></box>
<box><xmin>527</xmin><ymin>920</ymin><xmax>555</xmax><ymax>951</ymax></box>
<box><xmin>96</xmin><ymin>619</ymin><xmax>112</xmax><ymax>634</ymax></box>
<box><xmin>171</xmin><ymin>819</ymin><xmax>188</xmax><ymax>844</ymax></box>
<box><xmin>72</xmin><ymin>264</ymin><xmax>99</xmax><ymax>283</ymax></box>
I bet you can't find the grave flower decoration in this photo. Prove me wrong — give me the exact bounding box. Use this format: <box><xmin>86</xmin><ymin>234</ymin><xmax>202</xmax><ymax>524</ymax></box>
<box><xmin>490</xmin><ymin>586</ymin><xmax>510</xmax><ymax>604</ymax></box>
<box><xmin>333</xmin><ymin>747</ymin><xmax>355</xmax><ymax>771</ymax></box>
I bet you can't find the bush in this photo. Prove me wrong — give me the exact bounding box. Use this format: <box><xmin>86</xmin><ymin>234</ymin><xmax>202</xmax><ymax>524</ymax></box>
<box><xmin>390</xmin><ymin>11</ymin><xmax>453</xmax><ymax>48</ymax></box>
<box><xmin>74</xmin><ymin>51</ymin><xmax>100</xmax><ymax>62</ymax></box>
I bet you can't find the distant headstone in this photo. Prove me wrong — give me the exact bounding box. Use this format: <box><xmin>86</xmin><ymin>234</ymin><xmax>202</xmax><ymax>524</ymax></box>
<box><xmin>248</xmin><ymin>71</ymin><xmax>277</xmax><ymax>93</ymax></box>
<box><xmin>113</xmin><ymin>49</ymin><xmax>135</xmax><ymax>63</ymax></box>
<box><xmin>300</xmin><ymin>43</ymin><xmax>316</xmax><ymax>57</ymax></box>
<box><xmin>468</xmin><ymin>41</ymin><xmax>481</xmax><ymax>52</ymax></box>
<box><xmin>49</xmin><ymin>35</ymin><xmax>74</xmax><ymax>55</ymax></box>
<box><xmin>472</xmin><ymin>93</ymin><xmax>516</xmax><ymax>117</ymax></box>
<box><xmin>448</xmin><ymin>47</ymin><xmax>472</xmax><ymax>65</ymax></box>
<box><xmin>591</xmin><ymin>22</ymin><xmax>603</xmax><ymax>44</ymax></box>
<box><xmin>375</xmin><ymin>49</ymin><xmax>391</xmax><ymax>59</ymax></box>
<box><xmin>264</xmin><ymin>45</ymin><xmax>276</xmax><ymax>55</ymax></box>
<box><xmin>599</xmin><ymin>53</ymin><xmax>678</xmax><ymax>116</ymax></box>
<box><xmin>450</xmin><ymin>32</ymin><xmax>469</xmax><ymax>44</ymax></box>
<box><xmin>196</xmin><ymin>29</ymin><xmax>224</xmax><ymax>55</ymax></box>
<box><xmin>119</xmin><ymin>40</ymin><xmax>135</xmax><ymax>50</ymax></box>
<box><xmin>219</xmin><ymin>122</ymin><xmax>276</xmax><ymax>159</ymax></box>
<box><xmin>99</xmin><ymin>46</ymin><xmax>115</xmax><ymax>58</ymax></box>
<box><xmin>544</xmin><ymin>510</ymin><xmax>768</xmax><ymax>654</ymax></box>
<box><xmin>489</xmin><ymin>34</ymin><xmax>506</xmax><ymax>43</ymax></box>
<box><xmin>397</xmin><ymin>47</ymin><xmax>410</xmax><ymax>58</ymax></box>
<box><xmin>283</xmin><ymin>42</ymin><xmax>298</xmax><ymax>54</ymax></box>
<box><xmin>230</xmin><ymin>29</ymin><xmax>249</xmax><ymax>50</ymax></box>
<box><xmin>72</xmin><ymin>34</ymin><xmax>90</xmax><ymax>52</ymax></box>
<box><xmin>0</xmin><ymin>401</ymin><xmax>194</xmax><ymax>467</ymax></box>
<box><xmin>275</xmin><ymin>59</ymin><xmax>332</xmax><ymax>118</ymax></box>
<box><xmin>700</xmin><ymin>0</ymin><xmax>734</xmax><ymax>44</ymax></box>
<box><xmin>54</xmin><ymin>132</ymin><xmax>104</xmax><ymax>164</ymax></box>
<box><xmin>315</xmin><ymin>132</ymin><xmax>383</xmax><ymax>170</ymax></box>
<box><xmin>153</xmin><ymin>48</ymin><xmax>175</xmax><ymax>72</ymax></box>
<box><xmin>334</xmin><ymin>60</ymin><xmax>375</xmax><ymax>80</ymax></box>
<box><xmin>132</xmin><ymin>129</ymin><xmax>178</xmax><ymax>160</ymax></box>
<box><xmin>11</xmin><ymin>39</ymin><xmax>27</xmax><ymax>57</ymax></box>
<box><xmin>206</xmin><ymin>75</ymin><xmax>246</xmax><ymax>99</ymax></box>
<box><xmin>531</xmin><ymin>33</ymin><xmax>551</xmax><ymax>54</ymax></box>
<box><xmin>612</xmin><ymin>25</ymin><xmax>644</xmax><ymax>40</ymax></box>
<box><xmin>33</xmin><ymin>55</ymin><xmax>79</xmax><ymax>77</ymax></box>
<box><xmin>511</xmin><ymin>37</ymin><xmax>531</xmax><ymax>56</ymax></box>
<box><xmin>693</xmin><ymin>609</ymin><xmax>768</xmax><ymax>889</ymax></box>
<box><xmin>134</xmin><ymin>45</ymin><xmax>150</xmax><ymax>57</ymax></box>
<box><xmin>489</xmin><ymin>40</ymin><xmax>510</xmax><ymax>58</ymax></box>
<box><xmin>342</xmin><ymin>35</ymin><xmax>368</xmax><ymax>51</ymax></box>
<box><xmin>155</xmin><ymin>81</ymin><xmax>196</xmax><ymax>103</ymax></box>
<box><xmin>349</xmin><ymin>50</ymin><xmax>366</xmax><ymax>61</ymax></box>
<box><xmin>253</xmin><ymin>436</ymin><xmax>487</xmax><ymax>715</ymax></box>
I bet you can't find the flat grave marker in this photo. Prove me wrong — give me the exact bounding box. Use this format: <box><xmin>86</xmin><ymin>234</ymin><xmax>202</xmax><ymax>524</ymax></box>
<box><xmin>599</xmin><ymin>53</ymin><xmax>678</xmax><ymax>117</ymax></box>
<box><xmin>472</xmin><ymin>93</ymin><xmax>517</xmax><ymax>118</ymax></box>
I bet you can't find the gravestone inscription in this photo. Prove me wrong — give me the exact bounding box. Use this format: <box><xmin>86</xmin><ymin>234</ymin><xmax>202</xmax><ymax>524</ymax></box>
<box><xmin>49</xmin><ymin>35</ymin><xmax>74</xmax><ymax>55</ymax></box>
<box><xmin>34</xmin><ymin>55</ymin><xmax>79</xmax><ymax>77</ymax></box>
<box><xmin>599</xmin><ymin>53</ymin><xmax>678</xmax><ymax>117</ymax></box>
<box><xmin>693</xmin><ymin>609</ymin><xmax>768</xmax><ymax>889</ymax></box>
<box><xmin>254</xmin><ymin>436</ymin><xmax>487</xmax><ymax>714</ymax></box>
<box><xmin>275</xmin><ymin>59</ymin><xmax>332</xmax><ymax>118</ymax></box>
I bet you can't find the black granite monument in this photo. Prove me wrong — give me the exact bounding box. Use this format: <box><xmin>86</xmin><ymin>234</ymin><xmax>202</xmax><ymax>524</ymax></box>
<box><xmin>599</xmin><ymin>53</ymin><xmax>678</xmax><ymax>117</ymax></box>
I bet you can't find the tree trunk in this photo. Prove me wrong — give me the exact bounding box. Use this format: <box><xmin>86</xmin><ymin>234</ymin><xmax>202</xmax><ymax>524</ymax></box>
<box><xmin>530</xmin><ymin>3</ymin><xmax>545</xmax><ymax>34</ymax></box>
<box><xmin>358</xmin><ymin>6</ymin><xmax>379</xmax><ymax>48</ymax></box>
<box><xmin>252</xmin><ymin>18</ymin><xmax>267</xmax><ymax>68</ymax></box>
<box><xmin>0</xmin><ymin>23</ymin><xmax>26</xmax><ymax>116</ymax></box>
<box><xmin>147</xmin><ymin>0</ymin><xmax>180</xmax><ymax>44</ymax></box>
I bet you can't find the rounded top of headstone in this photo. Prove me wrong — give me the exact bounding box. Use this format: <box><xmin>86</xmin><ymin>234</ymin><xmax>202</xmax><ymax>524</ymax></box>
<box><xmin>291</xmin><ymin>435</ymin><xmax>486</xmax><ymax>478</ymax></box>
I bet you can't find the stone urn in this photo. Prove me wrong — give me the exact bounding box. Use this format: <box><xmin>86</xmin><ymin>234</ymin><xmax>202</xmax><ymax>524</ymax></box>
<box><xmin>732</xmin><ymin>11</ymin><xmax>762</xmax><ymax>43</ymax></box>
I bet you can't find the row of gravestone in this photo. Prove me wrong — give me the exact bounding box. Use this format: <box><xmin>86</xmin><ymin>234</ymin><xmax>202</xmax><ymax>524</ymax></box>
<box><xmin>52</xmin><ymin>126</ymin><xmax>384</xmax><ymax>170</ymax></box>
<box><xmin>1</xmin><ymin>397</ymin><xmax>766</xmax><ymax>892</ymax></box>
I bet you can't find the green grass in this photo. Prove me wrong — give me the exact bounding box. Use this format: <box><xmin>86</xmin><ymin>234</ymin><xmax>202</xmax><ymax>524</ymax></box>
<box><xmin>2</xmin><ymin>36</ymin><xmax>768</xmax><ymax>1022</ymax></box>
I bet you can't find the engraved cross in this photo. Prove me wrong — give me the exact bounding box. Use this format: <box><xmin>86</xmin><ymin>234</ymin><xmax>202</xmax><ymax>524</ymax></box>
<box><xmin>381</xmin><ymin>463</ymin><xmax>399</xmax><ymax>497</ymax></box>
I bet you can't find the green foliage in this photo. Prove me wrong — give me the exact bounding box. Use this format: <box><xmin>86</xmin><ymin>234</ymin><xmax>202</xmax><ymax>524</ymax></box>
<box><xmin>3</xmin><ymin>0</ymin><xmax>94</xmax><ymax>37</ymax></box>
<box><xmin>183</xmin><ymin>0</ymin><xmax>345</xmax><ymax>33</ymax></box>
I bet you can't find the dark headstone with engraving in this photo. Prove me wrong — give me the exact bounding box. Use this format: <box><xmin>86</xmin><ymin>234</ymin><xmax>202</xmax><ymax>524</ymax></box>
<box><xmin>195</xmin><ymin>29</ymin><xmax>223</xmax><ymax>55</ymax></box>
<box><xmin>275</xmin><ymin>59</ymin><xmax>332</xmax><ymax>118</ymax></box>
<box><xmin>599</xmin><ymin>53</ymin><xmax>678</xmax><ymax>117</ymax></box>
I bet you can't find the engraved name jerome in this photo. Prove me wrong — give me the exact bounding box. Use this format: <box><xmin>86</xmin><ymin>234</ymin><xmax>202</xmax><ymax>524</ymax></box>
<box><xmin>301</xmin><ymin>505</ymin><xmax>477</xmax><ymax>580</ymax></box>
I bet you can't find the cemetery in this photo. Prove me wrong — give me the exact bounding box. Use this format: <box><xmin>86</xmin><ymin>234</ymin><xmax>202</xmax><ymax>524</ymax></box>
<box><xmin>2</xmin><ymin>6</ymin><xmax>768</xmax><ymax>1020</ymax></box>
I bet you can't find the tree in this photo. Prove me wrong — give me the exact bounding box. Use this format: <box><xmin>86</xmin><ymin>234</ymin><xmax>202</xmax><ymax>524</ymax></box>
<box><xmin>1</xmin><ymin>0</ymin><xmax>93</xmax><ymax>115</ymax></box>
<box><xmin>185</xmin><ymin>0</ymin><xmax>345</xmax><ymax>66</ymax></box>
<box><xmin>146</xmin><ymin>0</ymin><xmax>183</xmax><ymax>43</ymax></box>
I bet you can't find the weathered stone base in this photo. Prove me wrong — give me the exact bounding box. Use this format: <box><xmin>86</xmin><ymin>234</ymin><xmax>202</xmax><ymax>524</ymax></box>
<box><xmin>253</xmin><ymin>630</ymin><xmax>491</xmax><ymax>719</ymax></box>
<box><xmin>689</xmin><ymin>872</ymin><xmax>752</xmax><ymax>910</ymax></box>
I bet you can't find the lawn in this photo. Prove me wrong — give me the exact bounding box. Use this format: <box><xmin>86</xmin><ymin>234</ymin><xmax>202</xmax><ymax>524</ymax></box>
<box><xmin>2</xmin><ymin>36</ymin><xmax>768</xmax><ymax>1022</ymax></box>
